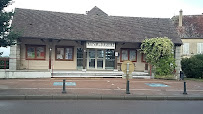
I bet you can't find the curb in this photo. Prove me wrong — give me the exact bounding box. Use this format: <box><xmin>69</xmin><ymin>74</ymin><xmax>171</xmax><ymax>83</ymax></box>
<box><xmin>0</xmin><ymin>95</ymin><xmax>25</xmax><ymax>100</ymax></box>
<box><xmin>0</xmin><ymin>95</ymin><xmax>203</xmax><ymax>100</ymax></box>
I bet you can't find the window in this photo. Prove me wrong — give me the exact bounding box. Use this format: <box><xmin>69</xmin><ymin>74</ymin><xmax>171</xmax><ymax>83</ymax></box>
<box><xmin>77</xmin><ymin>48</ymin><xmax>83</xmax><ymax>69</ymax></box>
<box><xmin>197</xmin><ymin>43</ymin><xmax>203</xmax><ymax>54</ymax></box>
<box><xmin>141</xmin><ymin>53</ymin><xmax>146</xmax><ymax>62</ymax></box>
<box><xmin>26</xmin><ymin>45</ymin><xmax>46</xmax><ymax>60</ymax></box>
<box><xmin>183</xmin><ymin>43</ymin><xmax>189</xmax><ymax>55</ymax></box>
<box><xmin>56</xmin><ymin>46</ymin><xmax>74</xmax><ymax>61</ymax></box>
<box><xmin>120</xmin><ymin>49</ymin><xmax>137</xmax><ymax>62</ymax></box>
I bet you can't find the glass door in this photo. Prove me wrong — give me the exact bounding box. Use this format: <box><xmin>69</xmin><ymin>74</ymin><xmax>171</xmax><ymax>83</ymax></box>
<box><xmin>97</xmin><ymin>49</ymin><xmax>104</xmax><ymax>69</ymax></box>
<box><xmin>87</xmin><ymin>49</ymin><xmax>114</xmax><ymax>70</ymax></box>
<box><xmin>89</xmin><ymin>49</ymin><xmax>96</xmax><ymax>69</ymax></box>
<box><xmin>77</xmin><ymin>48</ymin><xmax>83</xmax><ymax>69</ymax></box>
<box><xmin>105</xmin><ymin>49</ymin><xmax>115</xmax><ymax>69</ymax></box>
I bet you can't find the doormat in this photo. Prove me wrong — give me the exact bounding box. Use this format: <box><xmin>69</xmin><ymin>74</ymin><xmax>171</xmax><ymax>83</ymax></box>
<box><xmin>53</xmin><ymin>82</ymin><xmax>76</xmax><ymax>86</ymax></box>
<box><xmin>145</xmin><ymin>83</ymin><xmax>169</xmax><ymax>87</ymax></box>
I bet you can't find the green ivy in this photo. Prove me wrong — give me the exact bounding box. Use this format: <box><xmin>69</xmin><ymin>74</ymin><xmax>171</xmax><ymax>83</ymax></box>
<box><xmin>141</xmin><ymin>37</ymin><xmax>176</xmax><ymax>76</ymax></box>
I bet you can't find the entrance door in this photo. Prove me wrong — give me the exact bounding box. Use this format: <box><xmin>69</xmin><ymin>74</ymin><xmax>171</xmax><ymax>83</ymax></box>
<box><xmin>87</xmin><ymin>49</ymin><xmax>114</xmax><ymax>70</ymax></box>
<box><xmin>77</xmin><ymin>48</ymin><xmax>83</xmax><ymax>69</ymax></box>
<box><xmin>88</xmin><ymin>49</ymin><xmax>96</xmax><ymax>69</ymax></box>
<box><xmin>105</xmin><ymin>49</ymin><xmax>115</xmax><ymax>69</ymax></box>
<box><xmin>87</xmin><ymin>49</ymin><xmax>105</xmax><ymax>69</ymax></box>
<box><xmin>97</xmin><ymin>49</ymin><xmax>104</xmax><ymax>69</ymax></box>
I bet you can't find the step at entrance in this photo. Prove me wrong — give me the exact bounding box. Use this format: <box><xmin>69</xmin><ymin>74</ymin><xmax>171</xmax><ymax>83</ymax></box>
<box><xmin>52</xmin><ymin>71</ymin><xmax>150</xmax><ymax>78</ymax></box>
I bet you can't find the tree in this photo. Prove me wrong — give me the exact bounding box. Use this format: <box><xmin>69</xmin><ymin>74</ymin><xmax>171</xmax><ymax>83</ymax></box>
<box><xmin>0</xmin><ymin>0</ymin><xmax>19</xmax><ymax>47</ymax></box>
<box><xmin>141</xmin><ymin>37</ymin><xmax>176</xmax><ymax>76</ymax></box>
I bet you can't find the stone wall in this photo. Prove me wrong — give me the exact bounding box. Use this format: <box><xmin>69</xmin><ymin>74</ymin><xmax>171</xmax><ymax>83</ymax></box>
<box><xmin>175</xmin><ymin>46</ymin><xmax>181</xmax><ymax>79</ymax></box>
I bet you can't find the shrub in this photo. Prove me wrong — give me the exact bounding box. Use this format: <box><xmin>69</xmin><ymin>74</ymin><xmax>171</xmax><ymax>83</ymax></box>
<box><xmin>181</xmin><ymin>54</ymin><xmax>203</xmax><ymax>78</ymax></box>
<box><xmin>155</xmin><ymin>55</ymin><xmax>176</xmax><ymax>76</ymax></box>
<box><xmin>141</xmin><ymin>37</ymin><xmax>175</xmax><ymax>76</ymax></box>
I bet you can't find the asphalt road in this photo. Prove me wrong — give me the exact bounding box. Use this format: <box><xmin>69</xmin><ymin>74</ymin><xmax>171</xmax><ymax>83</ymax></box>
<box><xmin>0</xmin><ymin>100</ymin><xmax>203</xmax><ymax>114</ymax></box>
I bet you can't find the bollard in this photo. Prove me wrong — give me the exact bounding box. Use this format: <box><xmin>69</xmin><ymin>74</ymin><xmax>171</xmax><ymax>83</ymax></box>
<box><xmin>62</xmin><ymin>79</ymin><xmax>67</xmax><ymax>94</ymax></box>
<box><xmin>183</xmin><ymin>81</ymin><xmax>187</xmax><ymax>95</ymax></box>
<box><xmin>126</xmin><ymin>80</ymin><xmax>130</xmax><ymax>94</ymax></box>
<box><xmin>126</xmin><ymin>62</ymin><xmax>130</xmax><ymax>94</ymax></box>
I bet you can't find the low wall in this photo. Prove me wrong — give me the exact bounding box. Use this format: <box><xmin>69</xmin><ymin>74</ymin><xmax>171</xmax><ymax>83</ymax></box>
<box><xmin>0</xmin><ymin>70</ymin><xmax>51</xmax><ymax>78</ymax></box>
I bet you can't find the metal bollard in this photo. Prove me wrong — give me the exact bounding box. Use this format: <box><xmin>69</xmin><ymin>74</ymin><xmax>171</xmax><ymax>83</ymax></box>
<box><xmin>183</xmin><ymin>81</ymin><xmax>187</xmax><ymax>95</ymax></box>
<box><xmin>126</xmin><ymin>80</ymin><xmax>130</xmax><ymax>94</ymax></box>
<box><xmin>126</xmin><ymin>62</ymin><xmax>130</xmax><ymax>94</ymax></box>
<box><xmin>62</xmin><ymin>79</ymin><xmax>67</xmax><ymax>94</ymax></box>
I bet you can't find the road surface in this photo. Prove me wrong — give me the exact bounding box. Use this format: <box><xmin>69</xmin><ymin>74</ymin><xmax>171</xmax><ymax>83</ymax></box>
<box><xmin>0</xmin><ymin>100</ymin><xmax>203</xmax><ymax>114</ymax></box>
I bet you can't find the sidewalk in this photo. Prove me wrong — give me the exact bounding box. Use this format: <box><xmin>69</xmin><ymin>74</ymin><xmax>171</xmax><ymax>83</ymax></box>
<box><xmin>0</xmin><ymin>78</ymin><xmax>203</xmax><ymax>100</ymax></box>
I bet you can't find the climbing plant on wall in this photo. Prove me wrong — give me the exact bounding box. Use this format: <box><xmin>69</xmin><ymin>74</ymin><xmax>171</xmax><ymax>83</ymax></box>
<box><xmin>141</xmin><ymin>37</ymin><xmax>176</xmax><ymax>76</ymax></box>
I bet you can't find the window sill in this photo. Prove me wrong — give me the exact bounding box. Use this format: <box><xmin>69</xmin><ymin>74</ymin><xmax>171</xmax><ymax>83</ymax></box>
<box><xmin>26</xmin><ymin>58</ymin><xmax>46</xmax><ymax>60</ymax></box>
<box><xmin>55</xmin><ymin>59</ymin><xmax>73</xmax><ymax>61</ymax></box>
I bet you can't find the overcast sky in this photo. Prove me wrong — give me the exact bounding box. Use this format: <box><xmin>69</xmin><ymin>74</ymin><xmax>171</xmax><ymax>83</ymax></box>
<box><xmin>1</xmin><ymin>0</ymin><xmax>203</xmax><ymax>56</ymax></box>
<box><xmin>5</xmin><ymin>0</ymin><xmax>203</xmax><ymax>17</ymax></box>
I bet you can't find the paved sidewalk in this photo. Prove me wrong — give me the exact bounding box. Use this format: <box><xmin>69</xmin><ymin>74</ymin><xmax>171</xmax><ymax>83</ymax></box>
<box><xmin>0</xmin><ymin>78</ymin><xmax>203</xmax><ymax>100</ymax></box>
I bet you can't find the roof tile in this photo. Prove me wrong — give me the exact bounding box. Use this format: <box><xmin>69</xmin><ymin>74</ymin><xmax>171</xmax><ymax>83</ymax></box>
<box><xmin>12</xmin><ymin>8</ymin><xmax>182</xmax><ymax>44</ymax></box>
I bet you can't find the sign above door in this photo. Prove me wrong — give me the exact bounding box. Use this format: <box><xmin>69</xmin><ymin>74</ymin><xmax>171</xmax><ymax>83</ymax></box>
<box><xmin>86</xmin><ymin>42</ymin><xmax>115</xmax><ymax>49</ymax></box>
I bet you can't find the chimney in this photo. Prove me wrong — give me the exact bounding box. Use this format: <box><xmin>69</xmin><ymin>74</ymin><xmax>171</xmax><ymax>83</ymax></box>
<box><xmin>179</xmin><ymin>9</ymin><xmax>183</xmax><ymax>27</ymax></box>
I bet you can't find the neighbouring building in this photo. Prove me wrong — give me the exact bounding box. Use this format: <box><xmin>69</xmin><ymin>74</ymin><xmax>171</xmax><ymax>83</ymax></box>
<box><xmin>172</xmin><ymin>10</ymin><xmax>203</xmax><ymax>58</ymax></box>
<box><xmin>3</xmin><ymin>6</ymin><xmax>182</xmax><ymax>78</ymax></box>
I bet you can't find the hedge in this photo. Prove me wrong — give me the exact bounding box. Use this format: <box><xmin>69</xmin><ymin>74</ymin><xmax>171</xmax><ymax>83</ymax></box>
<box><xmin>181</xmin><ymin>54</ymin><xmax>203</xmax><ymax>78</ymax></box>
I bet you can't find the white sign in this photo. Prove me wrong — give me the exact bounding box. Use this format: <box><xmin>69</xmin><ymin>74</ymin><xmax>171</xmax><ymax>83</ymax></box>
<box><xmin>115</xmin><ymin>52</ymin><xmax>118</xmax><ymax>56</ymax></box>
<box><xmin>86</xmin><ymin>42</ymin><xmax>115</xmax><ymax>49</ymax></box>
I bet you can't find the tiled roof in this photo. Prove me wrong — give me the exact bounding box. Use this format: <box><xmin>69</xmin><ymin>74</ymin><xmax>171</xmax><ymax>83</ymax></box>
<box><xmin>86</xmin><ymin>6</ymin><xmax>108</xmax><ymax>16</ymax></box>
<box><xmin>172</xmin><ymin>15</ymin><xmax>203</xmax><ymax>38</ymax></box>
<box><xmin>12</xmin><ymin>8</ymin><xmax>182</xmax><ymax>44</ymax></box>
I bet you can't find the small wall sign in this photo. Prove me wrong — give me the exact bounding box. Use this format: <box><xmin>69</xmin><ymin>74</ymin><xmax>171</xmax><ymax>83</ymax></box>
<box><xmin>86</xmin><ymin>42</ymin><xmax>115</xmax><ymax>49</ymax></box>
<box><xmin>115</xmin><ymin>52</ymin><xmax>118</xmax><ymax>56</ymax></box>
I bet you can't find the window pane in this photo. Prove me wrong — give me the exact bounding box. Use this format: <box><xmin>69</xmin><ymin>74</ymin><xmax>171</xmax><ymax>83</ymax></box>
<box><xmin>97</xmin><ymin>50</ymin><xmax>104</xmax><ymax>58</ymax></box>
<box><xmin>77</xmin><ymin>58</ymin><xmax>83</xmax><ymax>68</ymax></box>
<box><xmin>105</xmin><ymin>59</ymin><xmax>114</xmax><ymax>69</ymax></box>
<box><xmin>27</xmin><ymin>47</ymin><xmax>35</xmax><ymax>59</ymax></box>
<box><xmin>65</xmin><ymin>48</ymin><xmax>73</xmax><ymax>60</ymax></box>
<box><xmin>197</xmin><ymin>43</ymin><xmax>203</xmax><ymax>54</ymax></box>
<box><xmin>89</xmin><ymin>59</ymin><xmax>95</xmax><ymax>68</ymax></box>
<box><xmin>129</xmin><ymin>50</ymin><xmax>136</xmax><ymax>61</ymax></box>
<box><xmin>201</xmin><ymin>43</ymin><xmax>203</xmax><ymax>54</ymax></box>
<box><xmin>77</xmin><ymin>48</ymin><xmax>83</xmax><ymax>58</ymax></box>
<box><xmin>89</xmin><ymin>49</ymin><xmax>95</xmax><ymax>58</ymax></box>
<box><xmin>97</xmin><ymin>59</ymin><xmax>103</xmax><ymax>68</ymax></box>
<box><xmin>183</xmin><ymin>43</ymin><xmax>189</xmax><ymax>54</ymax></box>
<box><xmin>36</xmin><ymin>47</ymin><xmax>45</xmax><ymax>59</ymax></box>
<box><xmin>121</xmin><ymin>50</ymin><xmax>128</xmax><ymax>61</ymax></box>
<box><xmin>56</xmin><ymin>48</ymin><xmax>64</xmax><ymax>59</ymax></box>
<box><xmin>106</xmin><ymin>49</ymin><xmax>115</xmax><ymax>60</ymax></box>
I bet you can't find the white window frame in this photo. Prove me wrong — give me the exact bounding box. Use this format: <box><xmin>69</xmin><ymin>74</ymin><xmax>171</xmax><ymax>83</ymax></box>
<box><xmin>197</xmin><ymin>43</ymin><xmax>203</xmax><ymax>54</ymax></box>
<box><xmin>183</xmin><ymin>43</ymin><xmax>189</xmax><ymax>55</ymax></box>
